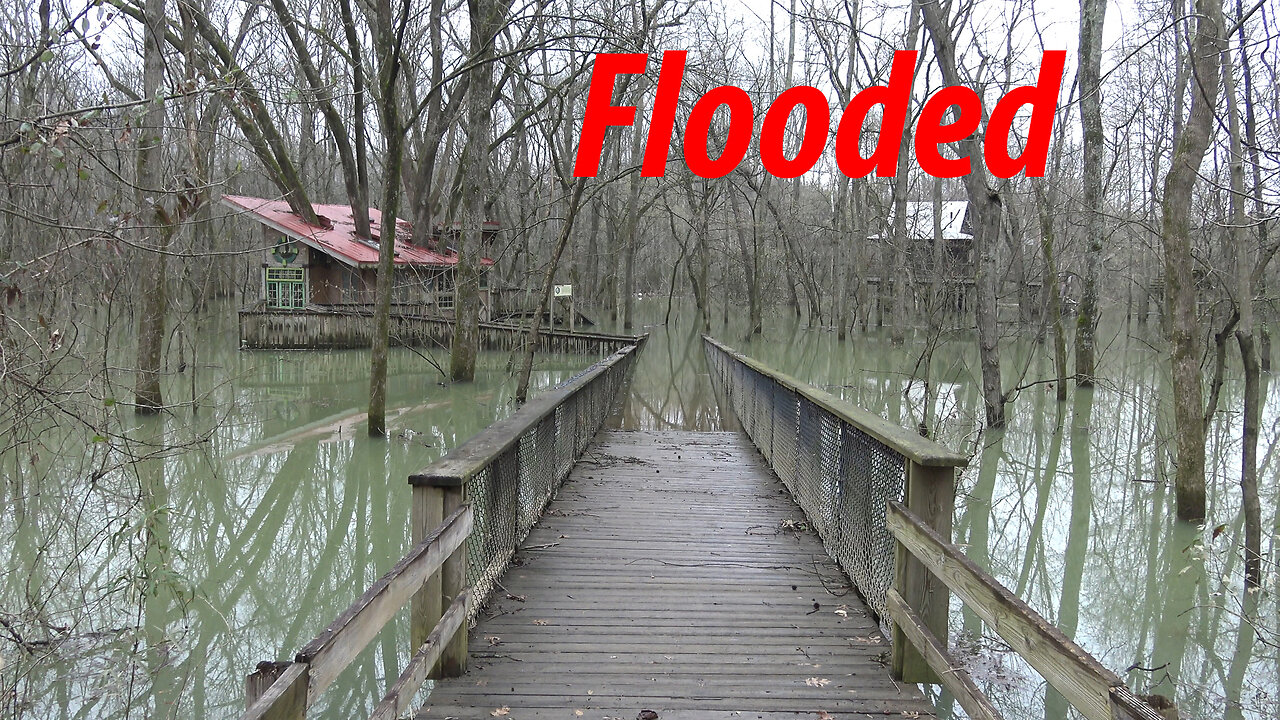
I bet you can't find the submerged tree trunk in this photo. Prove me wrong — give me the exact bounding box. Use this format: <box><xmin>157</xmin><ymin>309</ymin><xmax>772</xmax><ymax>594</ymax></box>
<box><xmin>918</xmin><ymin>1</ymin><xmax>1006</xmax><ymax>427</ymax></box>
<box><xmin>134</xmin><ymin>0</ymin><xmax>168</xmax><ymax>413</ymax></box>
<box><xmin>1074</xmin><ymin>0</ymin><xmax>1107</xmax><ymax>385</ymax></box>
<box><xmin>369</xmin><ymin>0</ymin><xmax>409</xmax><ymax>436</ymax></box>
<box><xmin>1033</xmin><ymin>179</ymin><xmax>1069</xmax><ymax>402</ymax></box>
<box><xmin>1222</xmin><ymin>38</ymin><xmax>1261</xmax><ymax>586</ymax></box>
<box><xmin>1160</xmin><ymin>0</ymin><xmax>1223</xmax><ymax>522</ymax></box>
<box><xmin>728</xmin><ymin>189</ymin><xmax>762</xmax><ymax>336</ymax></box>
<box><xmin>450</xmin><ymin>0</ymin><xmax>499</xmax><ymax>381</ymax></box>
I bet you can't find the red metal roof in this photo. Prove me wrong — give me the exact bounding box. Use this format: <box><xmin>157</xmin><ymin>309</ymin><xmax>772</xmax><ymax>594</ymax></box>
<box><xmin>220</xmin><ymin>194</ymin><xmax>493</xmax><ymax>268</ymax></box>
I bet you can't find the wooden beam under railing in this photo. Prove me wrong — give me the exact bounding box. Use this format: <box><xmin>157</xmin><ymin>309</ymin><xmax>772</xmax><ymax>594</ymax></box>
<box><xmin>887</xmin><ymin>501</ymin><xmax>1166</xmax><ymax>720</ymax></box>
<box><xmin>240</xmin><ymin>505</ymin><xmax>473</xmax><ymax>720</ymax></box>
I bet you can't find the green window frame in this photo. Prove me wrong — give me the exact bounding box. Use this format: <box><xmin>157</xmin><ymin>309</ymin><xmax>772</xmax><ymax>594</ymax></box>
<box><xmin>265</xmin><ymin>267</ymin><xmax>307</xmax><ymax>309</ymax></box>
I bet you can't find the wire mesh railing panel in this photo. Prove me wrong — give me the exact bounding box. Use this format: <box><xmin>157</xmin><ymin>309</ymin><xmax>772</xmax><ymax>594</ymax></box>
<box><xmin>703</xmin><ymin>337</ymin><xmax>907</xmax><ymax>628</ymax></box>
<box><xmin>831</xmin><ymin>420</ymin><xmax>905</xmax><ymax>624</ymax></box>
<box><xmin>466</xmin><ymin>456</ymin><xmax>519</xmax><ymax>611</ymax></box>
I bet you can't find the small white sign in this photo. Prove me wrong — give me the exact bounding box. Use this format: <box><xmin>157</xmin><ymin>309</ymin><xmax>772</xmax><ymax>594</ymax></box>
<box><xmin>553</xmin><ymin>284</ymin><xmax>573</xmax><ymax>298</ymax></box>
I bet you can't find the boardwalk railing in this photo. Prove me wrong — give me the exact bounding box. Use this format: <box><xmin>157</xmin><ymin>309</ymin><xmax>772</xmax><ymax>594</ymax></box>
<box><xmin>702</xmin><ymin>336</ymin><xmax>1163</xmax><ymax>720</ymax></box>
<box><xmin>408</xmin><ymin>339</ymin><xmax>644</xmax><ymax>632</ymax></box>
<box><xmin>239</xmin><ymin>339</ymin><xmax>644</xmax><ymax>720</ymax></box>
<box><xmin>240</xmin><ymin>302</ymin><xmax>638</xmax><ymax>355</ymax></box>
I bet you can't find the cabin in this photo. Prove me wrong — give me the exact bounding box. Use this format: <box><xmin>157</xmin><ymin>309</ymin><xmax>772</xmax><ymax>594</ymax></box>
<box><xmin>222</xmin><ymin>194</ymin><xmax>498</xmax><ymax>349</ymax></box>
<box><xmin>222</xmin><ymin>194</ymin><xmax>498</xmax><ymax>313</ymax></box>
<box><xmin>866</xmin><ymin>200</ymin><xmax>976</xmax><ymax>324</ymax></box>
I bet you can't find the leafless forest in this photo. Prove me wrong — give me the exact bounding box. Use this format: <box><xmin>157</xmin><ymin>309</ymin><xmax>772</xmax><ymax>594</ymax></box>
<box><xmin>2</xmin><ymin>0</ymin><xmax>1279</xmax><ymax>717</ymax></box>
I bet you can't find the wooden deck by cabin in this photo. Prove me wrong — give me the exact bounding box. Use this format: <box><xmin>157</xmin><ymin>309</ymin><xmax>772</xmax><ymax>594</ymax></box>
<box><xmin>419</xmin><ymin>430</ymin><xmax>933</xmax><ymax>718</ymax></box>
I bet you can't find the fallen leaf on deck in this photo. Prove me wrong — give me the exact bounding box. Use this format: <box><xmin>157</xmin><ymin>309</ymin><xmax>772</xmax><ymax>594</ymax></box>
<box><xmin>486</xmin><ymin>636</ymin><xmax>502</xmax><ymax>646</ymax></box>
<box><xmin>490</xmin><ymin>707</ymin><xmax>509</xmax><ymax>717</ymax></box>
<box><xmin>533</xmin><ymin>619</ymin><xmax>549</xmax><ymax>626</ymax></box>
<box><xmin>806</xmin><ymin>677</ymin><xmax>831</xmax><ymax>687</ymax></box>
<box><xmin>817</xmin><ymin>712</ymin><xmax>834</xmax><ymax>720</ymax></box>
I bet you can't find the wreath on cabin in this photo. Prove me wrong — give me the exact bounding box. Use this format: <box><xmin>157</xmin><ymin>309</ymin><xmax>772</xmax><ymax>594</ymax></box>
<box><xmin>272</xmin><ymin>236</ymin><xmax>299</xmax><ymax>265</ymax></box>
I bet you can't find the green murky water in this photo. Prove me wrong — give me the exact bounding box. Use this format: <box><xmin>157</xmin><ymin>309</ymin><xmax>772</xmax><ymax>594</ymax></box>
<box><xmin>4</xmin><ymin>301</ymin><xmax>1276</xmax><ymax>719</ymax></box>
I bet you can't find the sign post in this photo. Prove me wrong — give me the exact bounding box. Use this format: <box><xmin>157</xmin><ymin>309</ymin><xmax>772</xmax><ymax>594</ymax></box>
<box><xmin>553</xmin><ymin>285</ymin><xmax>574</xmax><ymax>333</ymax></box>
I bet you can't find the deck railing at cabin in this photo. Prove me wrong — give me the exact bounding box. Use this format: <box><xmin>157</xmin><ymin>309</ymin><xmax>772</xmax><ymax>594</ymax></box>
<box><xmin>701</xmin><ymin>336</ymin><xmax>1164</xmax><ymax>720</ymax></box>
<box><xmin>238</xmin><ymin>302</ymin><xmax>639</xmax><ymax>355</ymax></box>
<box><xmin>238</xmin><ymin>340</ymin><xmax>644</xmax><ymax>720</ymax></box>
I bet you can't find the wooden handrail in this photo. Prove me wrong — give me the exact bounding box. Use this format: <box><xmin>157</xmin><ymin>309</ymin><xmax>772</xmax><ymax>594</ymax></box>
<box><xmin>240</xmin><ymin>505</ymin><xmax>473</xmax><ymax>720</ymax></box>
<box><xmin>887</xmin><ymin>501</ymin><xmax>1165</xmax><ymax>720</ymax></box>
<box><xmin>369</xmin><ymin>589</ymin><xmax>470</xmax><ymax>720</ymax></box>
<box><xmin>409</xmin><ymin>340</ymin><xmax>646</xmax><ymax>486</ymax></box>
<box><xmin>885</xmin><ymin>588</ymin><xmax>1002</xmax><ymax>720</ymax></box>
<box><xmin>296</xmin><ymin>505</ymin><xmax>472</xmax><ymax>699</ymax></box>
<box><xmin>702</xmin><ymin>335</ymin><xmax>968</xmax><ymax>467</ymax></box>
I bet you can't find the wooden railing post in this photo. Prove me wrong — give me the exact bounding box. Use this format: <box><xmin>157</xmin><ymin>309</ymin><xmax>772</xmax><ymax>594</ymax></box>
<box><xmin>245</xmin><ymin>661</ymin><xmax>290</xmax><ymax>711</ymax></box>
<box><xmin>411</xmin><ymin>482</ymin><xmax>445</xmax><ymax>654</ymax></box>
<box><xmin>438</xmin><ymin>483</ymin><xmax>468</xmax><ymax>677</ymax></box>
<box><xmin>242</xmin><ymin>662</ymin><xmax>309</xmax><ymax>720</ymax></box>
<box><xmin>891</xmin><ymin>460</ymin><xmax>955</xmax><ymax>684</ymax></box>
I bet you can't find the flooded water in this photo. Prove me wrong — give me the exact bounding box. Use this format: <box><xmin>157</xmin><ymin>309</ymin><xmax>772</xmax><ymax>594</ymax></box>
<box><xmin>4</xmin><ymin>300</ymin><xmax>1276</xmax><ymax>720</ymax></box>
<box><xmin>2</xmin><ymin>308</ymin><xmax>598</xmax><ymax>719</ymax></box>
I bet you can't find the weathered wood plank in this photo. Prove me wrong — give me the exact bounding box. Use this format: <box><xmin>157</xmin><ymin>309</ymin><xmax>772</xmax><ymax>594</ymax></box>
<box><xmin>409</xmin><ymin>485</ymin><xmax>444</xmax><ymax>651</ymax></box>
<box><xmin>370</xmin><ymin>590</ymin><xmax>470</xmax><ymax>720</ymax></box>
<box><xmin>295</xmin><ymin>504</ymin><xmax>472</xmax><ymax>703</ymax></box>
<box><xmin>436</xmin><ymin>485</ymin><xmax>467</xmax><ymax>677</ymax></box>
<box><xmin>239</xmin><ymin>305</ymin><xmax>643</xmax><ymax>354</ymax></box>
<box><xmin>887</xmin><ymin>501</ymin><xmax>1124</xmax><ymax>720</ymax></box>
<box><xmin>892</xmin><ymin>460</ymin><xmax>955</xmax><ymax>683</ymax></box>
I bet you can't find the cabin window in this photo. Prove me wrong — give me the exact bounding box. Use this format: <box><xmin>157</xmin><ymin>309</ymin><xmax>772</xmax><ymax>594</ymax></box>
<box><xmin>342</xmin><ymin>268</ymin><xmax>362</xmax><ymax>302</ymax></box>
<box><xmin>434</xmin><ymin>270</ymin><xmax>455</xmax><ymax>310</ymax></box>
<box><xmin>265</xmin><ymin>267</ymin><xmax>307</xmax><ymax>309</ymax></box>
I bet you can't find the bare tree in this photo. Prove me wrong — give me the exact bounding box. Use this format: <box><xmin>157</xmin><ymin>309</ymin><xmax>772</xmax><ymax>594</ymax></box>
<box><xmin>133</xmin><ymin>0</ymin><xmax>169</xmax><ymax>413</ymax></box>
<box><xmin>917</xmin><ymin>0</ymin><xmax>1007</xmax><ymax>428</ymax></box>
<box><xmin>1159</xmin><ymin>0</ymin><xmax>1223</xmax><ymax>522</ymax></box>
<box><xmin>1074</xmin><ymin>0</ymin><xmax>1106</xmax><ymax>385</ymax></box>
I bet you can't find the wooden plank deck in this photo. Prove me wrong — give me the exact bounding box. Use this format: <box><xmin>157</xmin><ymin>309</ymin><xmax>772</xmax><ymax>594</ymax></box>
<box><xmin>418</xmin><ymin>430</ymin><xmax>935</xmax><ymax>720</ymax></box>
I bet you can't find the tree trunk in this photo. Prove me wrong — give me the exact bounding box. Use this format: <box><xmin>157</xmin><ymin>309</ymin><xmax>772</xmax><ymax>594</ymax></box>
<box><xmin>1033</xmin><ymin>179</ymin><xmax>1068</xmax><ymax>402</ymax></box>
<box><xmin>1160</xmin><ymin>0</ymin><xmax>1223</xmax><ymax>522</ymax></box>
<box><xmin>729</xmin><ymin>189</ymin><xmax>761</xmax><ymax>336</ymax></box>
<box><xmin>1074</xmin><ymin>0</ymin><xmax>1108</xmax><ymax>385</ymax></box>
<box><xmin>450</xmin><ymin>0</ymin><xmax>499</xmax><ymax>381</ymax></box>
<box><xmin>1222</xmin><ymin>37</ymin><xmax>1261</xmax><ymax>586</ymax></box>
<box><xmin>369</xmin><ymin>0</ymin><xmax>409</xmax><ymax>436</ymax></box>
<box><xmin>134</xmin><ymin>0</ymin><xmax>168</xmax><ymax>413</ymax></box>
<box><xmin>268</xmin><ymin>0</ymin><xmax>370</xmax><ymax>237</ymax></box>
<box><xmin>918</xmin><ymin>1</ymin><xmax>1006</xmax><ymax>427</ymax></box>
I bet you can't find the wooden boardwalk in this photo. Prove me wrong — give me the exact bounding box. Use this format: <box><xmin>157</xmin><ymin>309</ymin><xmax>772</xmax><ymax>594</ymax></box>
<box><xmin>419</xmin><ymin>430</ymin><xmax>935</xmax><ymax>720</ymax></box>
